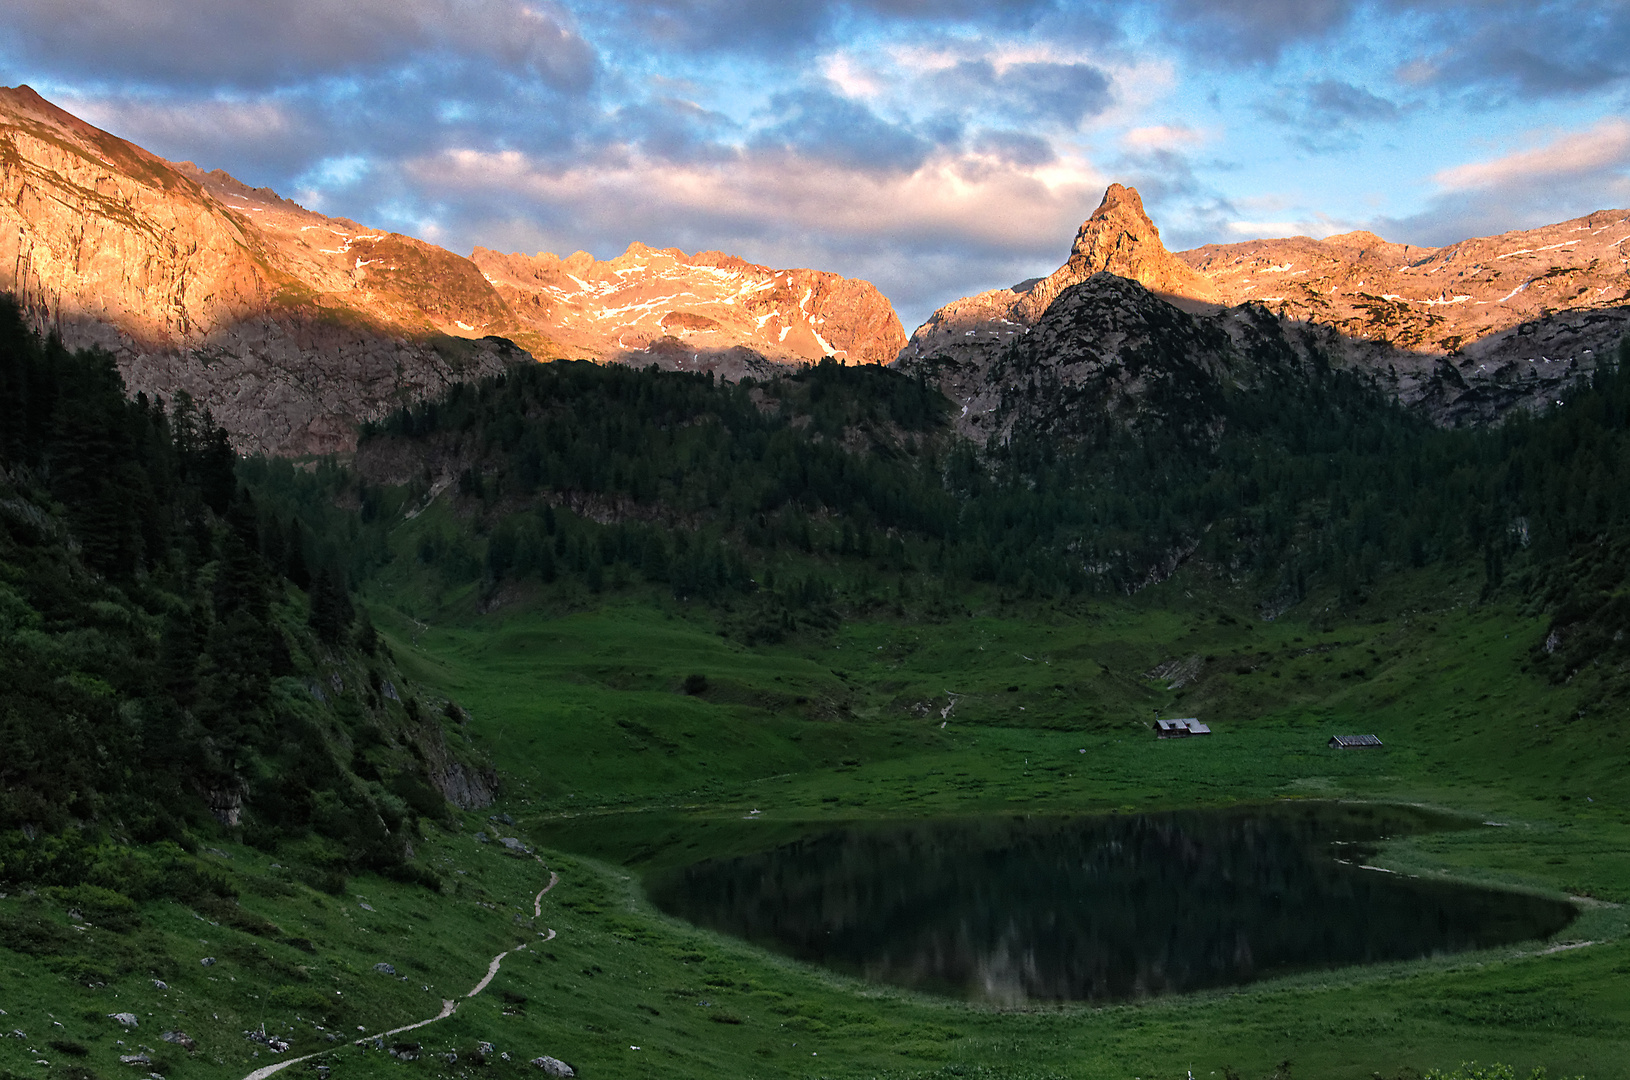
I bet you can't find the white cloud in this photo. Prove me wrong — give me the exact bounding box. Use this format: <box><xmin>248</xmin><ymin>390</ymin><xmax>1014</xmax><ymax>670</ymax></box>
<box><xmin>1225</xmin><ymin>217</ymin><xmax>1349</xmax><ymax>239</ymax></box>
<box><xmin>1122</xmin><ymin>124</ymin><xmax>1205</xmax><ymax>150</ymax></box>
<box><xmin>406</xmin><ymin>141</ymin><xmax>1108</xmax><ymax>327</ymax></box>
<box><xmin>417</xmin><ymin>144</ymin><xmax>1103</xmax><ymax>252</ymax></box>
<box><xmin>62</xmin><ymin>95</ymin><xmax>299</xmax><ymax>148</ymax></box>
<box><xmin>1433</xmin><ymin>118</ymin><xmax>1630</xmax><ymax>190</ymax></box>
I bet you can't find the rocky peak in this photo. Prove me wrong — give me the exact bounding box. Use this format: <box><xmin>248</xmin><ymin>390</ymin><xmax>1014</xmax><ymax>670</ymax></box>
<box><xmin>895</xmin><ymin>184</ymin><xmax>1223</xmax><ymax>388</ymax></box>
<box><xmin>1015</xmin><ymin>184</ymin><xmax>1220</xmax><ymax>322</ymax></box>
<box><xmin>900</xmin><ymin>180</ymin><xmax>1630</xmax><ymax>433</ymax></box>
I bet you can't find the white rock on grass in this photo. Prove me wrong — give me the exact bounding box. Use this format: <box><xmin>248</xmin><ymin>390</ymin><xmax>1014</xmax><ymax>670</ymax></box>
<box><xmin>109</xmin><ymin>1013</ymin><xmax>139</xmax><ymax>1027</ymax></box>
<box><xmin>530</xmin><ymin>1055</ymin><xmax>575</xmax><ymax>1076</ymax></box>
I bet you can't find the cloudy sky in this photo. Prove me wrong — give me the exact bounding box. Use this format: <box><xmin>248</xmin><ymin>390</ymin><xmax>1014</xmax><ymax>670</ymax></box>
<box><xmin>5</xmin><ymin>1</ymin><xmax>1629</xmax><ymax>329</ymax></box>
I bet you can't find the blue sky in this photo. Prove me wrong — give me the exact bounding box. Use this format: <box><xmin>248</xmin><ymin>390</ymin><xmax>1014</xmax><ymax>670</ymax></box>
<box><xmin>4</xmin><ymin>0</ymin><xmax>1629</xmax><ymax>329</ymax></box>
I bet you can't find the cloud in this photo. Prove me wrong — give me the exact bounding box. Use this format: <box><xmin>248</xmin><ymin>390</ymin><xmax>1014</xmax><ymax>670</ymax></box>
<box><xmin>1122</xmin><ymin>125</ymin><xmax>1204</xmax><ymax>150</ymax></box>
<box><xmin>752</xmin><ymin>89</ymin><xmax>936</xmax><ymax>173</ymax></box>
<box><xmin>925</xmin><ymin>59</ymin><xmax>1114</xmax><ymax>127</ymax></box>
<box><xmin>970</xmin><ymin>129</ymin><xmax>1058</xmax><ymax>167</ymax></box>
<box><xmin>0</xmin><ymin>0</ymin><xmax>597</xmax><ymax>91</ymax></box>
<box><xmin>1252</xmin><ymin>78</ymin><xmax>1405</xmax><ymax>151</ymax></box>
<box><xmin>598</xmin><ymin>0</ymin><xmax>1059</xmax><ymax>54</ymax></box>
<box><xmin>1372</xmin><ymin>117</ymin><xmax>1630</xmax><ymax>245</ymax></box>
<box><xmin>1306</xmin><ymin>79</ymin><xmax>1400</xmax><ymax>121</ymax></box>
<box><xmin>1140</xmin><ymin>0</ymin><xmax>1630</xmax><ymax>102</ymax></box>
<box><xmin>1433</xmin><ymin>119</ymin><xmax>1630</xmax><ymax>191</ymax></box>
<box><xmin>1395</xmin><ymin>1</ymin><xmax>1630</xmax><ymax>99</ymax></box>
<box><xmin>403</xmin><ymin>141</ymin><xmax>1106</xmax><ymax>327</ymax></box>
<box><xmin>58</xmin><ymin>95</ymin><xmax>329</xmax><ymax>179</ymax></box>
<box><xmin>1155</xmin><ymin>0</ymin><xmax>1358</xmax><ymax>64</ymax></box>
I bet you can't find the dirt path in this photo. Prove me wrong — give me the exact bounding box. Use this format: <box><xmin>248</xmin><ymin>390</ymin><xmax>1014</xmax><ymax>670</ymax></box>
<box><xmin>239</xmin><ymin>864</ymin><xmax>559</xmax><ymax>1080</ymax></box>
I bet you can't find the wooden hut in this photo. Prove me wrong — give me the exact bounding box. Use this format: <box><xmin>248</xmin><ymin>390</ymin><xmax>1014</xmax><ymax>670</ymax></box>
<box><xmin>1328</xmin><ymin>734</ymin><xmax>1383</xmax><ymax>748</ymax></box>
<box><xmin>1156</xmin><ymin>718</ymin><xmax>1211</xmax><ymax>739</ymax></box>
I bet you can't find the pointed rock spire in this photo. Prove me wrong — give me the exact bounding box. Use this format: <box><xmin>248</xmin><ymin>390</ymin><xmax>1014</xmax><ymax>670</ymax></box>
<box><xmin>1015</xmin><ymin>184</ymin><xmax>1219</xmax><ymax>321</ymax></box>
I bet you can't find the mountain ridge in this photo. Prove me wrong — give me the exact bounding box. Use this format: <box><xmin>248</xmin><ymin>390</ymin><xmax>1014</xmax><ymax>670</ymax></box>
<box><xmin>0</xmin><ymin>86</ymin><xmax>904</xmax><ymax>456</ymax></box>
<box><xmin>898</xmin><ymin>183</ymin><xmax>1630</xmax><ymax>434</ymax></box>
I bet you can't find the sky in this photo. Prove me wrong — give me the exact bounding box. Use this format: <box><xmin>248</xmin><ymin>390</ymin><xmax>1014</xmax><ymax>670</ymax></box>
<box><xmin>4</xmin><ymin>1</ymin><xmax>1630</xmax><ymax>330</ymax></box>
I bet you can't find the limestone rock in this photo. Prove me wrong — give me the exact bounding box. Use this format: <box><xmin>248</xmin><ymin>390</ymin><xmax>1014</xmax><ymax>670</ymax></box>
<box><xmin>530</xmin><ymin>1055</ymin><xmax>576</xmax><ymax>1076</ymax></box>
<box><xmin>1180</xmin><ymin>213</ymin><xmax>1630</xmax><ymax>424</ymax></box>
<box><xmin>899</xmin><ymin>181</ymin><xmax>1630</xmax><ymax>430</ymax></box>
<box><xmin>1015</xmin><ymin>184</ymin><xmax>1220</xmax><ymax>322</ymax></box>
<box><xmin>471</xmin><ymin>243</ymin><xmax>906</xmax><ymax>373</ymax></box>
<box><xmin>0</xmin><ymin>85</ymin><xmax>906</xmax><ymax>455</ymax></box>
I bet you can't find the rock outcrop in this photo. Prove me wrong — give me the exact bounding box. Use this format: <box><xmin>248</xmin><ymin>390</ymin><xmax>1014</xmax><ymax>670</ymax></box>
<box><xmin>0</xmin><ymin>86</ymin><xmax>905</xmax><ymax>454</ymax></box>
<box><xmin>967</xmin><ymin>272</ymin><xmax>1233</xmax><ymax>446</ymax></box>
<box><xmin>899</xmin><ymin>182</ymin><xmax>1630</xmax><ymax>432</ymax></box>
<box><xmin>898</xmin><ymin>185</ymin><xmax>1218</xmax><ymax>389</ymax></box>
<box><xmin>1180</xmin><ymin>217</ymin><xmax>1630</xmax><ymax>423</ymax></box>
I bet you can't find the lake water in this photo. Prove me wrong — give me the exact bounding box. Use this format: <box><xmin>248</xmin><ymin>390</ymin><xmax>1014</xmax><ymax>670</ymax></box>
<box><xmin>645</xmin><ymin>804</ymin><xmax>1576</xmax><ymax>1004</ymax></box>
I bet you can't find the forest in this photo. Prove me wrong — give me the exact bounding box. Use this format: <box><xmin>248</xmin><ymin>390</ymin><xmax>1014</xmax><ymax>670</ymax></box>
<box><xmin>6</xmin><ymin>292</ymin><xmax>1630</xmax><ymax>875</ymax></box>
<box><xmin>312</xmin><ymin>342</ymin><xmax>1630</xmax><ymax>676</ymax></box>
<box><xmin>0</xmin><ymin>298</ymin><xmax>480</xmax><ymax>895</ymax></box>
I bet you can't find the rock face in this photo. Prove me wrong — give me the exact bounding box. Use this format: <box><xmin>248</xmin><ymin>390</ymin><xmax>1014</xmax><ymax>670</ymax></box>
<box><xmin>0</xmin><ymin>85</ymin><xmax>531</xmax><ymax>455</ymax></box>
<box><xmin>966</xmin><ymin>272</ymin><xmax>1233</xmax><ymax>446</ymax></box>
<box><xmin>1016</xmin><ymin>184</ymin><xmax>1219</xmax><ymax>322</ymax></box>
<box><xmin>0</xmin><ymin>86</ymin><xmax>905</xmax><ymax>454</ymax></box>
<box><xmin>899</xmin><ymin>183</ymin><xmax>1630</xmax><ymax>431</ymax></box>
<box><xmin>898</xmin><ymin>184</ymin><xmax>1218</xmax><ymax>392</ymax></box>
<box><xmin>471</xmin><ymin>244</ymin><xmax>905</xmax><ymax>373</ymax></box>
<box><xmin>1180</xmin><ymin>218</ymin><xmax>1630</xmax><ymax>422</ymax></box>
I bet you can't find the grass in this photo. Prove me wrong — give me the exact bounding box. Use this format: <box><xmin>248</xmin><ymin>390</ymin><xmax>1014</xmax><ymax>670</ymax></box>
<box><xmin>4</xmin><ymin>561</ymin><xmax>1629</xmax><ymax>1079</ymax></box>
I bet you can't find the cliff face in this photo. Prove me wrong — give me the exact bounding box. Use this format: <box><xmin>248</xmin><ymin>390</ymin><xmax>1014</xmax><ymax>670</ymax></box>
<box><xmin>0</xmin><ymin>86</ymin><xmax>532</xmax><ymax>455</ymax></box>
<box><xmin>899</xmin><ymin>182</ymin><xmax>1630</xmax><ymax>433</ymax></box>
<box><xmin>0</xmin><ymin>86</ymin><xmax>906</xmax><ymax>454</ymax></box>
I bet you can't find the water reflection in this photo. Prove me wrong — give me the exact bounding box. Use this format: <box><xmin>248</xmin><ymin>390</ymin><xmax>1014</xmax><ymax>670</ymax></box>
<box><xmin>647</xmin><ymin>805</ymin><xmax>1575</xmax><ymax>1004</ymax></box>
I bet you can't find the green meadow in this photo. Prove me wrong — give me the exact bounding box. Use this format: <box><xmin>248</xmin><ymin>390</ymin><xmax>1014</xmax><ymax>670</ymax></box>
<box><xmin>5</xmin><ymin>559</ymin><xmax>1630</xmax><ymax>1080</ymax></box>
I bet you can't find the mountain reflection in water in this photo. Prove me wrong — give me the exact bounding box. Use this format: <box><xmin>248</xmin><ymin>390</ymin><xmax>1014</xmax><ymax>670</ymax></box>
<box><xmin>646</xmin><ymin>806</ymin><xmax>1576</xmax><ymax>1004</ymax></box>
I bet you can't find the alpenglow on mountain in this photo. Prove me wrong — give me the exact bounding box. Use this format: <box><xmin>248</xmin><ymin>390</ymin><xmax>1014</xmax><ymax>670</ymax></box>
<box><xmin>0</xmin><ymin>86</ymin><xmax>905</xmax><ymax>455</ymax></box>
<box><xmin>899</xmin><ymin>183</ymin><xmax>1630</xmax><ymax>433</ymax></box>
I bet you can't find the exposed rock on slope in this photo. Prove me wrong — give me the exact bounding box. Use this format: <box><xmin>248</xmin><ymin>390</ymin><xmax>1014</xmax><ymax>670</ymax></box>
<box><xmin>900</xmin><ymin>183</ymin><xmax>1630</xmax><ymax>432</ymax></box>
<box><xmin>472</xmin><ymin>245</ymin><xmax>905</xmax><ymax>371</ymax></box>
<box><xmin>968</xmin><ymin>272</ymin><xmax>1232</xmax><ymax>446</ymax></box>
<box><xmin>899</xmin><ymin>184</ymin><xmax>1218</xmax><ymax>386</ymax></box>
<box><xmin>0</xmin><ymin>86</ymin><xmax>905</xmax><ymax>454</ymax></box>
<box><xmin>0</xmin><ymin>85</ymin><xmax>531</xmax><ymax>455</ymax></box>
<box><xmin>1180</xmin><ymin>218</ymin><xmax>1630</xmax><ymax>422</ymax></box>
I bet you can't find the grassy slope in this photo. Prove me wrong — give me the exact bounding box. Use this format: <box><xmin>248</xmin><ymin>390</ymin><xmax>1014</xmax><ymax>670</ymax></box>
<box><xmin>4</xmin><ymin>562</ymin><xmax>1629</xmax><ymax>1080</ymax></box>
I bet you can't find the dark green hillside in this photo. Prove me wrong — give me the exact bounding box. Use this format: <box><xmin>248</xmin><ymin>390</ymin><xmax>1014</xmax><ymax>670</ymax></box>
<box><xmin>335</xmin><ymin>335</ymin><xmax>1630</xmax><ymax>645</ymax></box>
<box><xmin>0</xmin><ymin>298</ymin><xmax>484</xmax><ymax>894</ymax></box>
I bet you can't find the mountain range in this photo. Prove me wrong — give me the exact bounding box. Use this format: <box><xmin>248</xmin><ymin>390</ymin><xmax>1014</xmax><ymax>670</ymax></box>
<box><xmin>5</xmin><ymin>83</ymin><xmax>1629</xmax><ymax>453</ymax></box>
<box><xmin>901</xmin><ymin>183</ymin><xmax>1630</xmax><ymax>434</ymax></box>
<box><xmin>0</xmin><ymin>85</ymin><xmax>904</xmax><ymax>455</ymax></box>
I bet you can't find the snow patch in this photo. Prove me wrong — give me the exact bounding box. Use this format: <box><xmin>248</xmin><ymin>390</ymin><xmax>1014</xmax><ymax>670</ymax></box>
<box><xmin>1497</xmin><ymin>241</ymin><xmax>1576</xmax><ymax>259</ymax></box>
<box><xmin>1497</xmin><ymin>279</ymin><xmax>1532</xmax><ymax>303</ymax></box>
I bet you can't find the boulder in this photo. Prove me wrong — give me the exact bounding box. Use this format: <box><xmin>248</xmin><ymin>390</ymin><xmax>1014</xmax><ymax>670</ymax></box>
<box><xmin>531</xmin><ymin>1055</ymin><xmax>576</xmax><ymax>1076</ymax></box>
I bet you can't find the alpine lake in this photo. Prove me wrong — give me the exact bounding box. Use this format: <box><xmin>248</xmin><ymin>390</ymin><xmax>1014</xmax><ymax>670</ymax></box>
<box><xmin>543</xmin><ymin>802</ymin><xmax>1577</xmax><ymax>1006</ymax></box>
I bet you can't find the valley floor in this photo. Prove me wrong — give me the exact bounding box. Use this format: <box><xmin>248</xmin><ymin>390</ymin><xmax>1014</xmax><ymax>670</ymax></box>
<box><xmin>5</xmin><ymin>568</ymin><xmax>1629</xmax><ymax>1080</ymax></box>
